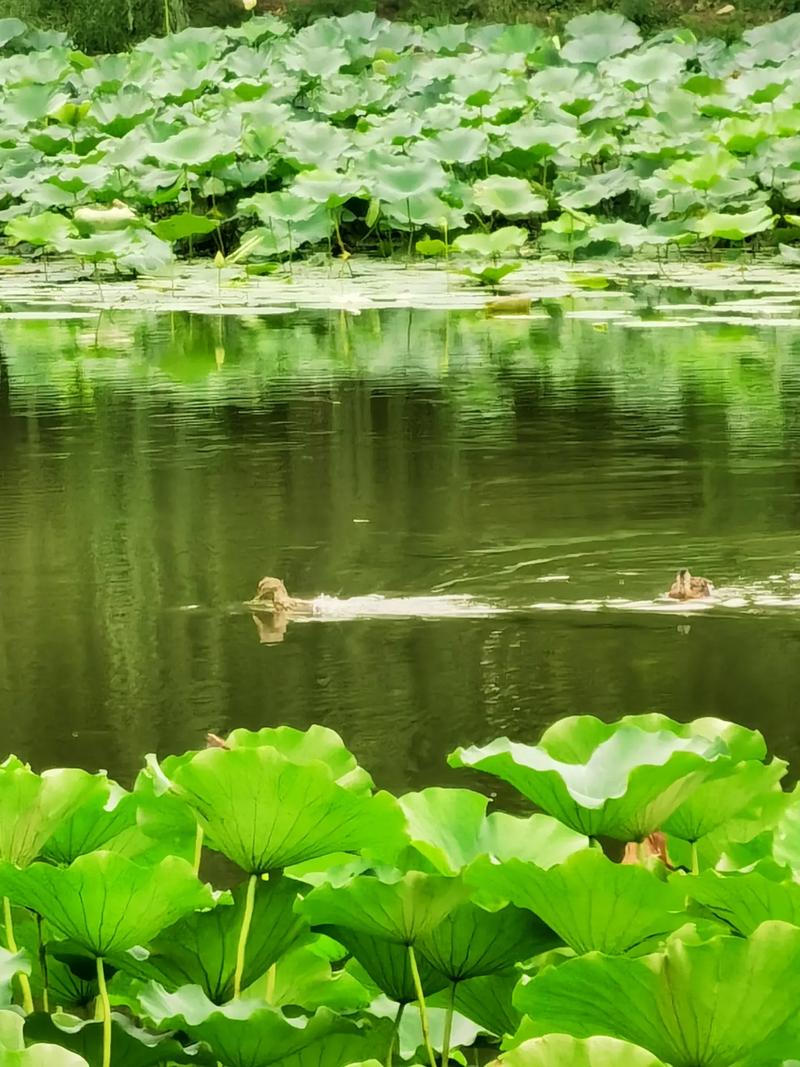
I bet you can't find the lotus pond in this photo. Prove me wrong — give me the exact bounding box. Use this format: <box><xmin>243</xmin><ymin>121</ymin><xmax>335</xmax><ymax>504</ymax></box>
<box><xmin>0</xmin><ymin>714</ymin><xmax>797</xmax><ymax>1067</ymax></box>
<box><xmin>6</xmin><ymin>9</ymin><xmax>800</xmax><ymax>276</ymax></box>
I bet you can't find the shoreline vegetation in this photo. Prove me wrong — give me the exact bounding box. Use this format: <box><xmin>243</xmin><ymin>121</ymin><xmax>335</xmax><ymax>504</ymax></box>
<box><xmin>0</xmin><ymin>716</ymin><xmax>798</xmax><ymax>1065</ymax></box>
<box><xmin>3</xmin><ymin>12</ymin><xmax>800</xmax><ymax>286</ymax></box>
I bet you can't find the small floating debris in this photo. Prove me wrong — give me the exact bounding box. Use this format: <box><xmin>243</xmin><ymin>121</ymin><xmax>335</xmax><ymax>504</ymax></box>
<box><xmin>484</xmin><ymin>295</ymin><xmax>532</xmax><ymax>316</ymax></box>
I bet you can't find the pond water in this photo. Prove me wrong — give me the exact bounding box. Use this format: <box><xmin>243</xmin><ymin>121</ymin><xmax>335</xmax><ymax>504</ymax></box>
<box><xmin>2</xmin><ymin>278</ymin><xmax>800</xmax><ymax>789</ymax></box>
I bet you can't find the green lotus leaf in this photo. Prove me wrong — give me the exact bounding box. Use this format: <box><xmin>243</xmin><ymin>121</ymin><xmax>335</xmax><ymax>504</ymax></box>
<box><xmin>0</xmin><ymin>19</ymin><xmax>26</xmax><ymax>48</ymax></box>
<box><xmin>89</xmin><ymin>91</ymin><xmax>154</xmax><ymax>137</ymax></box>
<box><xmin>680</xmin><ymin>870</ymin><xmax>800</xmax><ymax>935</ymax></box>
<box><xmin>382</xmin><ymin>194</ymin><xmax>467</xmax><ymax>230</ymax></box>
<box><xmin>398</xmin><ymin>787</ymin><xmax>588</xmax><ymax>875</ymax></box>
<box><xmin>163</xmin><ymin>746</ymin><xmax>405</xmax><ymax>873</ymax></box>
<box><xmin>561</xmin><ymin>12</ymin><xmax>641</xmax><ymax>64</ymax></box>
<box><xmin>114</xmin><ymin>875</ymin><xmax>306</xmax><ymax>1003</ymax></box>
<box><xmin>468</xmin><ymin>849</ymin><xmax>683</xmax><ymax>956</ymax></box>
<box><xmin>415</xmin><ymin>238</ymin><xmax>447</xmax><ymax>257</ymax></box>
<box><xmin>4</xmin><ymin>212</ymin><xmax>76</xmax><ymax>251</ymax></box>
<box><xmin>152</xmin><ymin>214</ymin><xmax>219</xmax><ymax>243</ymax></box>
<box><xmin>39</xmin><ymin>782</ymin><xmax>139</xmax><ymax>865</ymax></box>
<box><xmin>223</xmin><ymin>726</ymin><xmax>375</xmax><ymax>794</ymax></box>
<box><xmin>586</xmin><ymin>221</ymin><xmax>655</xmax><ymax>250</ymax></box>
<box><xmin>149</xmin><ymin>127</ymin><xmax>239</xmax><ymax>170</ymax></box>
<box><xmin>663</xmin><ymin>758</ymin><xmax>787</xmax><ymax>843</ymax></box>
<box><xmin>416</xmin><ymin>900</ymin><xmax>557</xmax><ymax>980</ymax></box>
<box><xmin>289</xmin><ymin>170</ymin><xmax>365</xmax><ymax>208</ymax></box>
<box><xmin>239</xmin><ymin>192</ymin><xmax>323</xmax><ymax>225</ymax></box>
<box><xmin>266</xmin><ymin>941</ymin><xmax>371</xmax><ymax>1012</ymax></box>
<box><xmin>691</xmin><ymin>206</ymin><xmax>776</xmax><ymax>242</ymax></box>
<box><xmin>430</xmin><ymin>971</ymin><xmax>520</xmax><ymax>1038</ymax></box>
<box><xmin>459</xmin><ymin>265</ymin><xmax>521</xmax><ymax>287</ymax></box>
<box><xmin>557</xmin><ymin>168</ymin><xmax>638</xmax><ymax>211</ymax></box>
<box><xmin>452</xmin><ymin>228</ymin><xmax>527</xmax><ymax>257</ymax></box>
<box><xmin>0</xmin><ymin>758</ymin><xmax>104</xmax><ymax>867</ymax></box>
<box><xmin>0</xmin><ymin>853</ymin><xmax>213</xmax><ymax>957</ymax></box>
<box><xmin>471</xmin><ymin>177</ymin><xmax>547</xmax><ymax>218</ymax></box>
<box><xmin>140</xmin><ymin>990</ymin><xmax>392</xmax><ymax>1067</ymax></box>
<box><xmin>298</xmin><ymin>870</ymin><xmax>467</xmax><ymax>945</ymax></box>
<box><xmin>420</xmin><ymin>127</ymin><xmax>488</xmax><ymax>166</ymax></box>
<box><xmin>23</xmin><ymin>1011</ymin><xmax>201</xmax><ymax>1067</ymax></box>
<box><xmin>337</xmin><ymin>929</ymin><xmax>450</xmax><ymax>1002</ymax></box>
<box><xmin>449</xmin><ymin>717</ymin><xmax>731</xmax><ymax>840</ymax></box>
<box><xmin>499</xmin><ymin>1035</ymin><xmax>665</xmax><ymax>1067</ymax></box>
<box><xmin>368</xmin><ymin>160</ymin><xmax>446</xmax><ymax>202</ymax></box>
<box><xmin>515</xmin><ymin>921</ymin><xmax>800</xmax><ymax>1066</ymax></box>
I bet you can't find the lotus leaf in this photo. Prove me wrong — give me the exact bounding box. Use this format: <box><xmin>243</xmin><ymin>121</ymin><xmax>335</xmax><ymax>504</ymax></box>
<box><xmin>468</xmin><ymin>849</ymin><xmax>684</xmax><ymax>955</ymax></box>
<box><xmin>691</xmin><ymin>206</ymin><xmax>776</xmax><ymax>242</ymax></box>
<box><xmin>23</xmin><ymin>1012</ymin><xmax>198</xmax><ymax>1067</ymax></box>
<box><xmin>680</xmin><ymin>870</ymin><xmax>800</xmax><ymax>935</ymax></box>
<box><xmin>152</xmin><ymin>214</ymin><xmax>219</xmax><ymax>243</ymax></box>
<box><xmin>223</xmin><ymin>725</ymin><xmax>374</xmax><ymax>794</ymax></box>
<box><xmin>471</xmin><ymin>177</ymin><xmax>547</xmax><ymax>218</ymax></box>
<box><xmin>335</xmin><ymin>928</ymin><xmax>450</xmax><ymax>1002</ymax></box>
<box><xmin>498</xmin><ymin>1035</ymin><xmax>665</xmax><ymax>1067</ymax></box>
<box><xmin>4</xmin><ymin>213</ymin><xmax>76</xmax><ymax>251</ymax></box>
<box><xmin>398</xmin><ymin>787</ymin><xmax>588</xmax><ymax>875</ymax></box>
<box><xmin>115</xmin><ymin>875</ymin><xmax>306</xmax><ymax>1003</ymax></box>
<box><xmin>0</xmin><ymin>759</ymin><xmax>103</xmax><ymax>867</ymax></box>
<box><xmin>452</xmin><ymin>228</ymin><xmax>527</xmax><ymax>257</ymax></box>
<box><xmin>515</xmin><ymin>921</ymin><xmax>800</xmax><ymax>1067</ymax></box>
<box><xmin>561</xmin><ymin>13</ymin><xmax>642</xmax><ymax>64</ymax></box>
<box><xmin>0</xmin><ymin>853</ymin><xmax>213</xmax><ymax>956</ymax></box>
<box><xmin>449</xmin><ymin>718</ymin><xmax>730</xmax><ymax>840</ymax></box>
<box><xmin>431</xmin><ymin>972</ymin><xmax>520</xmax><ymax>1038</ymax></box>
<box><xmin>140</xmin><ymin>990</ymin><xmax>392</xmax><ymax>1067</ymax></box>
<box><xmin>40</xmin><ymin>783</ymin><xmax>139</xmax><ymax>865</ymax></box>
<box><xmin>162</xmin><ymin>747</ymin><xmax>405</xmax><ymax>873</ymax></box>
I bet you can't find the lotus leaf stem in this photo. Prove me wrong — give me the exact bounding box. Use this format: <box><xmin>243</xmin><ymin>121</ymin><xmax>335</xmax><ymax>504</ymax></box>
<box><xmin>407</xmin><ymin>944</ymin><xmax>436</xmax><ymax>1067</ymax></box>
<box><xmin>441</xmin><ymin>981</ymin><xmax>456</xmax><ymax>1066</ymax></box>
<box><xmin>36</xmin><ymin>913</ymin><xmax>49</xmax><ymax>1013</ymax></box>
<box><xmin>386</xmin><ymin>1000</ymin><xmax>404</xmax><ymax>1067</ymax></box>
<box><xmin>96</xmin><ymin>956</ymin><xmax>112</xmax><ymax>1067</ymax></box>
<box><xmin>233</xmin><ymin>873</ymin><xmax>257</xmax><ymax>997</ymax></box>
<box><xmin>193</xmin><ymin>823</ymin><xmax>204</xmax><ymax>874</ymax></box>
<box><xmin>3</xmin><ymin>897</ymin><xmax>34</xmax><ymax>1014</ymax></box>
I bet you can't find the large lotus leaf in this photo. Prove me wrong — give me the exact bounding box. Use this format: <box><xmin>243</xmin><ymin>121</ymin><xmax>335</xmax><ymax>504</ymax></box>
<box><xmin>561</xmin><ymin>12</ymin><xmax>641</xmax><ymax>64</ymax></box>
<box><xmin>430</xmin><ymin>971</ymin><xmax>520</xmax><ymax>1038</ymax></box>
<box><xmin>224</xmin><ymin>725</ymin><xmax>374</xmax><ymax>794</ymax></box>
<box><xmin>131</xmin><ymin>766</ymin><xmax>198</xmax><ymax>865</ymax></box>
<box><xmin>239</xmin><ymin>192</ymin><xmax>323</xmax><ymax>226</ymax></box>
<box><xmin>416</xmin><ymin>900</ymin><xmax>557</xmax><ymax>980</ymax></box>
<box><xmin>140</xmin><ymin>990</ymin><xmax>392</xmax><ymax>1067</ymax></box>
<box><xmin>419</xmin><ymin>127</ymin><xmax>488</xmax><ymax>165</ymax></box>
<box><xmin>691</xmin><ymin>206</ymin><xmax>776</xmax><ymax>242</ymax></box>
<box><xmin>0</xmin><ymin>853</ymin><xmax>213</xmax><ymax>957</ymax></box>
<box><xmin>0</xmin><ymin>949</ymin><xmax>30</xmax><ymax>1007</ymax></box>
<box><xmin>515</xmin><ymin>922</ymin><xmax>800</xmax><ymax>1067</ymax></box>
<box><xmin>152</xmin><ymin>214</ymin><xmax>219</xmax><ymax>243</ymax></box>
<box><xmin>289</xmin><ymin>169</ymin><xmax>365</xmax><ymax>208</ymax></box>
<box><xmin>0</xmin><ymin>759</ymin><xmax>104</xmax><ymax>867</ymax></box>
<box><xmin>663</xmin><ymin>758</ymin><xmax>787</xmax><ymax>843</ymax></box>
<box><xmin>368</xmin><ymin>159</ymin><xmax>446</xmax><ymax>202</ymax></box>
<box><xmin>452</xmin><ymin>227</ymin><xmax>527</xmax><ymax>258</ymax></box>
<box><xmin>468</xmin><ymin>849</ymin><xmax>683</xmax><ymax>956</ymax></box>
<box><xmin>338</xmin><ymin>928</ymin><xmax>450</xmax><ymax>1002</ymax></box>
<box><xmin>398</xmin><ymin>787</ymin><xmax>588</xmax><ymax>875</ymax></box>
<box><xmin>298</xmin><ymin>871</ymin><xmax>467</xmax><ymax>945</ymax></box>
<box><xmin>4</xmin><ymin>212</ymin><xmax>76</xmax><ymax>252</ymax></box>
<box><xmin>114</xmin><ymin>875</ymin><xmax>306</xmax><ymax>1003</ymax></box>
<box><xmin>471</xmin><ymin>177</ymin><xmax>547</xmax><ymax>218</ymax></box>
<box><xmin>23</xmin><ymin>1011</ymin><xmax>198</xmax><ymax>1067</ymax></box>
<box><xmin>449</xmin><ymin>723</ymin><xmax>728</xmax><ymax>840</ymax></box>
<box><xmin>499</xmin><ymin>1035</ymin><xmax>665</xmax><ymax>1067</ymax></box>
<box><xmin>149</xmin><ymin>127</ymin><xmax>239</xmax><ymax>170</ymax></box>
<box><xmin>163</xmin><ymin>747</ymin><xmax>405</xmax><ymax>873</ymax></box>
<box><xmin>680</xmin><ymin>870</ymin><xmax>800</xmax><ymax>936</ymax></box>
<box><xmin>40</xmin><ymin>783</ymin><xmax>139</xmax><ymax>865</ymax></box>
<box><xmin>0</xmin><ymin>18</ymin><xmax>26</xmax><ymax>48</ymax></box>
<box><xmin>265</xmin><ymin>942</ymin><xmax>371</xmax><ymax>1012</ymax></box>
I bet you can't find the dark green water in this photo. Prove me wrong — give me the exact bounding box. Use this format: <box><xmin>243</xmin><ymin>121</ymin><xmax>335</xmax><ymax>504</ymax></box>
<box><xmin>2</xmin><ymin>305</ymin><xmax>800</xmax><ymax>789</ymax></box>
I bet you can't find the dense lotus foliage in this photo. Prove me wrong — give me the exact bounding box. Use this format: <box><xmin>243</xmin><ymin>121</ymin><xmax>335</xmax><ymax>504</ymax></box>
<box><xmin>0</xmin><ymin>717</ymin><xmax>799</xmax><ymax>1065</ymax></box>
<box><xmin>4</xmin><ymin>11</ymin><xmax>800</xmax><ymax>278</ymax></box>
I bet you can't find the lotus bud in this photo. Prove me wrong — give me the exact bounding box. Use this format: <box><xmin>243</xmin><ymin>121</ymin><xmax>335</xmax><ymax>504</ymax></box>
<box><xmin>242</xmin><ymin>0</ymin><xmax>257</xmax><ymax>9</ymax></box>
<box><xmin>213</xmin><ymin>250</ymin><xmax>225</xmax><ymax>269</ymax></box>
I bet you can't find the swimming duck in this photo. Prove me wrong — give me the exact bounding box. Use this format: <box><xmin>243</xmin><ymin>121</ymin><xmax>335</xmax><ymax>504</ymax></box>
<box><xmin>251</xmin><ymin>576</ymin><xmax>316</xmax><ymax>615</ymax></box>
<box><xmin>667</xmin><ymin>569</ymin><xmax>713</xmax><ymax>601</ymax></box>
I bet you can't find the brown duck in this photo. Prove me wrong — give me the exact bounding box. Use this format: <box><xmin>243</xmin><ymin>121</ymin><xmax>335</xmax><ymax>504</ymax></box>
<box><xmin>251</xmin><ymin>576</ymin><xmax>316</xmax><ymax>615</ymax></box>
<box><xmin>667</xmin><ymin>568</ymin><xmax>713</xmax><ymax>601</ymax></box>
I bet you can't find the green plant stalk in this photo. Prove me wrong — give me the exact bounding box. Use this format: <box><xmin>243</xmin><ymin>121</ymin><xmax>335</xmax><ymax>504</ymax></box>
<box><xmin>264</xmin><ymin>962</ymin><xmax>276</xmax><ymax>1003</ymax></box>
<box><xmin>691</xmin><ymin>840</ymin><xmax>699</xmax><ymax>876</ymax></box>
<box><xmin>233</xmin><ymin>873</ymin><xmax>258</xmax><ymax>997</ymax></box>
<box><xmin>193</xmin><ymin>823</ymin><xmax>204</xmax><ymax>875</ymax></box>
<box><xmin>163</xmin><ymin>0</ymin><xmax>172</xmax><ymax>35</ymax></box>
<box><xmin>407</xmin><ymin>944</ymin><xmax>436</xmax><ymax>1067</ymax></box>
<box><xmin>96</xmin><ymin>956</ymin><xmax>112</xmax><ymax>1067</ymax></box>
<box><xmin>36</xmin><ymin>912</ymin><xmax>49</xmax><ymax>1013</ymax></box>
<box><xmin>441</xmin><ymin>981</ymin><xmax>457</xmax><ymax>1066</ymax></box>
<box><xmin>386</xmin><ymin>1001</ymin><xmax>405</xmax><ymax>1067</ymax></box>
<box><xmin>4</xmin><ymin>897</ymin><xmax>34</xmax><ymax>1014</ymax></box>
